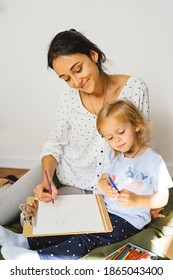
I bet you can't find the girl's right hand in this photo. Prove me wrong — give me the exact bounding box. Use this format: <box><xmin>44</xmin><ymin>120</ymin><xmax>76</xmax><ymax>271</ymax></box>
<box><xmin>34</xmin><ymin>182</ymin><xmax>58</xmax><ymax>202</ymax></box>
<box><xmin>98</xmin><ymin>174</ymin><xmax>118</xmax><ymax>198</ymax></box>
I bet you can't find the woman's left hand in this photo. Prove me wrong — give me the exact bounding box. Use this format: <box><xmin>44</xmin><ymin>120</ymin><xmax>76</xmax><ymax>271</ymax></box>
<box><xmin>150</xmin><ymin>207</ymin><xmax>165</xmax><ymax>219</ymax></box>
<box><xmin>19</xmin><ymin>199</ymin><xmax>39</xmax><ymax>218</ymax></box>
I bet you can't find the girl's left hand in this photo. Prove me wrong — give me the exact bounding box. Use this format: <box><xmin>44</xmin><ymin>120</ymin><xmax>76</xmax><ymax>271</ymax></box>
<box><xmin>117</xmin><ymin>189</ymin><xmax>137</xmax><ymax>207</ymax></box>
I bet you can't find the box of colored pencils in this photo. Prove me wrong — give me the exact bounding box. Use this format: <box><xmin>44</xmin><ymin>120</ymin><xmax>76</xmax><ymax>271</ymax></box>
<box><xmin>105</xmin><ymin>243</ymin><xmax>158</xmax><ymax>260</ymax></box>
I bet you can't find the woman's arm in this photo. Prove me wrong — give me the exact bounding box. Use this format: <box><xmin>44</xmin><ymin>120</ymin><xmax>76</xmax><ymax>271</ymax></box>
<box><xmin>40</xmin><ymin>91</ymin><xmax>69</xmax><ymax>166</ymax></box>
<box><xmin>34</xmin><ymin>155</ymin><xmax>58</xmax><ymax>202</ymax></box>
<box><xmin>42</xmin><ymin>155</ymin><xmax>57</xmax><ymax>182</ymax></box>
<box><xmin>35</xmin><ymin>92</ymin><xmax>69</xmax><ymax>201</ymax></box>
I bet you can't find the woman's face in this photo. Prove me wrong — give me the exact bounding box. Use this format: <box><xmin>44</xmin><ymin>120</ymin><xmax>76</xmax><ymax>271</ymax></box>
<box><xmin>52</xmin><ymin>51</ymin><xmax>100</xmax><ymax>93</ymax></box>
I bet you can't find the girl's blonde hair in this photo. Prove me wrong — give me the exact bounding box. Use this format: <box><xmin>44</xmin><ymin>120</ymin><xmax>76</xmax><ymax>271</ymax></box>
<box><xmin>96</xmin><ymin>99</ymin><xmax>151</xmax><ymax>155</ymax></box>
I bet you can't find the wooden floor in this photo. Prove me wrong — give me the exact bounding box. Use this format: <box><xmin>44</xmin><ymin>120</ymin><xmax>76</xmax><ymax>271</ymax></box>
<box><xmin>0</xmin><ymin>168</ymin><xmax>29</xmax><ymax>179</ymax></box>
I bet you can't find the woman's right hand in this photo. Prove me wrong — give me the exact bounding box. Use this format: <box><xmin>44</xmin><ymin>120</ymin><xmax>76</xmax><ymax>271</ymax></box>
<box><xmin>34</xmin><ymin>182</ymin><xmax>58</xmax><ymax>202</ymax></box>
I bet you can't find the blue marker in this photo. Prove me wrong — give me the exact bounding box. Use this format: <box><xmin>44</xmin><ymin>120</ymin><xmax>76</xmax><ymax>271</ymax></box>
<box><xmin>108</xmin><ymin>175</ymin><xmax>120</xmax><ymax>193</ymax></box>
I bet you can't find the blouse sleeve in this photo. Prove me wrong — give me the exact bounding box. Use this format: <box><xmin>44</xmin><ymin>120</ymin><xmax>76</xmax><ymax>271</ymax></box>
<box><xmin>102</xmin><ymin>148</ymin><xmax>115</xmax><ymax>174</ymax></box>
<box><xmin>122</xmin><ymin>77</ymin><xmax>150</xmax><ymax>121</ymax></box>
<box><xmin>40</xmin><ymin>91</ymin><xmax>69</xmax><ymax>162</ymax></box>
<box><xmin>138</xmin><ymin>80</ymin><xmax>150</xmax><ymax>121</ymax></box>
<box><xmin>153</xmin><ymin>156</ymin><xmax>173</xmax><ymax>192</ymax></box>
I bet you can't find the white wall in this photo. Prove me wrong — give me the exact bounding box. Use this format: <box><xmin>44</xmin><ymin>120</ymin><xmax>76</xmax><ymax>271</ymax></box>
<box><xmin>0</xmin><ymin>0</ymin><xmax>173</xmax><ymax>175</ymax></box>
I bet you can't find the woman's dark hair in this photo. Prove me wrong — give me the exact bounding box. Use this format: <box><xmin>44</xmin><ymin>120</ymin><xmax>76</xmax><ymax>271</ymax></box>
<box><xmin>47</xmin><ymin>29</ymin><xmax>106</xmax><ymax>70</ymax></box>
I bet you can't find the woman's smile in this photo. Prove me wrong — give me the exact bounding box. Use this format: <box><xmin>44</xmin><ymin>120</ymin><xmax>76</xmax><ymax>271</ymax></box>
<box><xmin>81</xmin><ymin>79</ymin><xmax>89</xmax><ymax>89</ymax></box>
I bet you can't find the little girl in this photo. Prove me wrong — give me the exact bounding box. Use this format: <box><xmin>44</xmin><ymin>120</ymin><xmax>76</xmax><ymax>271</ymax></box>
<box><xmin>0</xmin><ymin>99</ymin><xmax>172</xmax><ymax>260</ymax></box>
<box><xmin>96</xmin><ymin>99</ymin><xmax>172</xmax><ymax>229</ymax></box>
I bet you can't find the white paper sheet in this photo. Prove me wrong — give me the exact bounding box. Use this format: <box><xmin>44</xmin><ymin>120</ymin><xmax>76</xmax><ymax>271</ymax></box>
<box><xmin>32</xmin><ymin>194</ymin><xmax>107</xmax><ymax>235</ymax></box>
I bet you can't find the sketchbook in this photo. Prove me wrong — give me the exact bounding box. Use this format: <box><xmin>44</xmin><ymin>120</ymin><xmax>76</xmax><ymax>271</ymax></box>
<box><xmin>22</xmin><ymin>194</ymin><xmax>113</xmax><ymax>237</ymax></box>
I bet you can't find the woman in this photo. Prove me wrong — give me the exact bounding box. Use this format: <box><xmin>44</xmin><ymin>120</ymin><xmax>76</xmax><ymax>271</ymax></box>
<box><xmin>0</xmin><ymin>29</ymin><xmax>150</xmax><ymax>225</ymax></box>
<box><xmin>34</xmin><ymin>29</ymin><xmax>150</xmax><ymax>202</ymax></box>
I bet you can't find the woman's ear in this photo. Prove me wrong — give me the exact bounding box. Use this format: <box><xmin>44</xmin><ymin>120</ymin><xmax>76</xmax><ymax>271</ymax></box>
<box><xmin>90</xmin><ymin>50</ymin><xmax>99</xmax><ymax>63</ymax></box>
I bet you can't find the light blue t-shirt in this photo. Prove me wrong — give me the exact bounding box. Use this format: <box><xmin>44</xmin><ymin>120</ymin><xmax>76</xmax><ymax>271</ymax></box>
<box><xmin>103</xmin><ymin>148</ymin><xmax>173</xmax><ymax>229</ymax></box>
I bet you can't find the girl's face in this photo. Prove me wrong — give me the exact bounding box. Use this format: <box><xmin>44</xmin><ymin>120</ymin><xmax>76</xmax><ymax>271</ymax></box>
<box><xmin>100</xmin><ymin>116</ymin><xmax>140</xmax><ymax>153</ymax></box>
<box><xmin>52</xmin><ymin>52</ymin><xmax>100</xmax><ymax>93</ymax></box>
